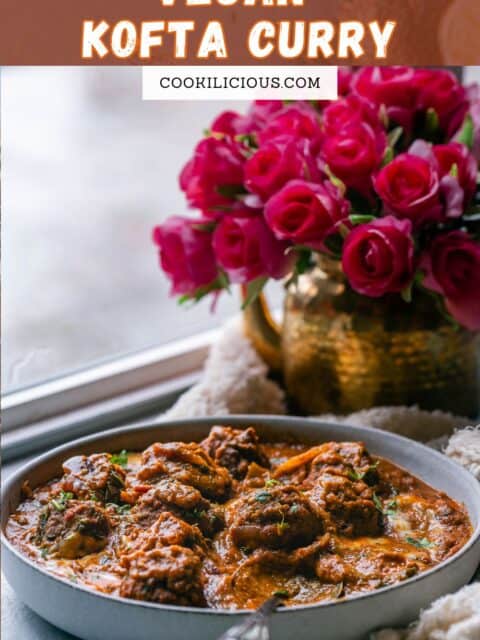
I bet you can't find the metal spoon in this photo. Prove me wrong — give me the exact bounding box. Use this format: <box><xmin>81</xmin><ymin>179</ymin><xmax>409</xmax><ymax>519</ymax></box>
<box><xmin>216</xmin><ymin>595</ymin><xmax>284</xmax><ymax>640</ymax></box>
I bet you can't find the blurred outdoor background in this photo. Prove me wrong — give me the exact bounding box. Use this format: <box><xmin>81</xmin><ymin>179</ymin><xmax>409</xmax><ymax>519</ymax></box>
<box><xmin>1</xmin><ymin>67</ymin><xmax>250</xmax><ymax>392</ymax></box>
<box><xmin>2</xmin><ymin>67</ymin><xmax>479</xmax><ymax>393</ymax></box>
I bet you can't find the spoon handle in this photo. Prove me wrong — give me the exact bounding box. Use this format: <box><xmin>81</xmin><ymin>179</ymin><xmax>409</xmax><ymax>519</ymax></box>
<box><xmin>216</xmin><ymin>595</ymin><xmax>282</xmax><ymax>640</ymax></box>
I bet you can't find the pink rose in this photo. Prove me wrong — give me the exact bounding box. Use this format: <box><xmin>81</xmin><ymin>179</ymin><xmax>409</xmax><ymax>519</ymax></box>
<box><xmin>433</xmin><ymin>142</ymin><xmax>477</xmax><ymax>208</ymax></box>
<box><xmin>210</xmin><ymin>111</ymin><xmax>253</xmax><ymax>137</ymax></box>
<box><xmin>460</xmin><ymin>84</ymin><xmax>480</xmax><ymax>164</ymax></box>
<box><xmin>245</xmin><ymin>137</ymin><xmax>319</xmax><ymax>202</ymax></box>
<box><xmin>322</xmin><ymin>94</ymin><xmax>382</xmax><ymax>136</ymax></box>
<box><xmin>471</xmin><ymin>99</ymin><xmax>480</xmax><ymax>163</ymax></box>
<box><xmin>152</xmin><ymin>217</ymin><xmax>218</xmax><ymax>296</ymax></box>
<box><xmin>211</xmin><ymin>102</ymin><xmax>282</xmax><ymax>137</ymax></box>
<box><xmin>421</xmin><ymin>232</ymin><xmax>480</xmax><ymax>330</ymax></box>
<box><xmin>320</xmin><ymin>122</ymin><xmax>386</xmax><ymax>197</ymax></box>
<box><xmin>414</xmin><ymin>69</ymin><xmax>468</xmax><ymax>138</ymax></box>
<box><xmin>316</xmin><ymin>67</ymin><xmax>355</xmax><ymax>110</ymax></box>
<box><xmin>374</xmin><ymin>152</ymin><xmax>443</xmax><ymax>227</ymax></box>
<box><xmin>213</xmin><ymin>214</ymin><xmax>291</xmax><ymax>284</ymax></box>
<box><xmin>179</xmin><ymin>136</ymin><xmax>245</xmax><ymax>215</ymax></box>
<box><xmin>249</xmin><ymin>100</ymin><xmax>284</xmax><ymax>122</ymax></box>
<box><xmin>258</xmin><ymin>105</ymin><xmax>322</xmax><ymax>146</ymax></box>
<box><xmin>264</xmin><ymin>179</ymin><xmax>350</xmax><ymax>249</ymax></box>
<box><xmin>342</xmin><ymin>216</ymin><xmax>415</xmax><ymax>297</ymax></box>
<box><xmin>352</xmin><ymin>66</ymin><xmax>420</xmax><ymax>131</ymax></box>
<box><xmin>338</xmin><ymin>67</ymin><xmax>355</xmax><ymax>96</ymax></box>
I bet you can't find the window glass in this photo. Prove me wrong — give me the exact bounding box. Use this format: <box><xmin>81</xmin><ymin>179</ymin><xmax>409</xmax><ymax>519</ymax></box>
<box><xmin>1</xmin><ymin>67</ymin><xmax>274</xmax><ymax>392</ymax></box>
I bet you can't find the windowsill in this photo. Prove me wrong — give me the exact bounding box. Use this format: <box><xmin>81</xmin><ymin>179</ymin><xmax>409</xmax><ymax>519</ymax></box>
<box><xmin>1</xmin><ymin>371</ymin><xmax>199</xmax><ymax>462</ymax></box>
<box><xmin>1</xmin><ymin>328</ymin><xmax>221</xmax><ymax>461</ymax></box>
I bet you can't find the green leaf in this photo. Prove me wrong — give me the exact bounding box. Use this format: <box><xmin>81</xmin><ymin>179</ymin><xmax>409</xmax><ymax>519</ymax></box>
<box><xmin>425</xmin><ymin>108</ymin><xmax>440</xmax><ymax>137</ymax></box>
<box><xmin>382</xmin><ymin>146</ymin><xmax>394</xmax><ymax>167</ymax></box>
<box><xmin>216</xmin><ymin>184</ymin><xmax>245</xmax><ymax>199</ymax></box>
<box><xmin>217</xmin><ymin>270</ymin><xmax>230</xmax><ymax>291</ymax></box>
<box><xmin>241</xmin><ymin>276</ymin><xmax>268</xmax><ymax>310</ymax></box>
<box><xmin>111</xmin><ymin>450</ymin><xmax>129</xmax><ymax>468</ymax></box>
<box><xmin>401</xmin><ymin>283</ymin><xmax>413</xmax><ymax>303</ymax></box>
<box><xmin>406</xmin><ymin>536</ymin><xmax>434</xmax><ymax>549</ymax></box>
<box><xmin>456</xmin><ymin>114</ymin><xmax>474</xmax><ymax>150</ymax></box>
<box><xmin>178</xmin><ymin>272</ymin><xmax>231</xmax><ymax>307</ymax></box>
<box><xmin>285</xmin><ymin>248</ymin><xmax>314</xmax><ymax>288</ymax></box>
<box><xmin>349</xmin><ymin>214</ymin><xmax>376</xmax><ymax>226</ymax></box>
<box><xmin>338</xmin><ymin>223</ymin><xmax>350</xmax><ymax>239</ymax></box>
<box><xmin>379</xmin><ymin>105</ymin><xmax>389</xmax><ymax>128</ymax></box>
<box><xmin>414</xmin><ymin>270</ymin><xmax>425</xmax><ymax>286</ymax></box>
<box><xmin>235</xmin><ymin>133</ymin><xmax>257</xmax><ymax>149</ymax></box>
<box><xmin>295</xmin><ymin>248</ymin><xmax>313</xmax><ymax>275</ymax></box>
<box><xmin>388</xmin><ymin>126</ymin><xmax>404</xmax><ymax>148</ymax></box>
<box><xmin>191</xmin><ymin>222</ymin><xmax>216</xmax><ymax>233</ymax></box>
<box><xmin>324</xmin><ymin>164</ymin><xmax>346</xmax><ymax>195</ymax></box>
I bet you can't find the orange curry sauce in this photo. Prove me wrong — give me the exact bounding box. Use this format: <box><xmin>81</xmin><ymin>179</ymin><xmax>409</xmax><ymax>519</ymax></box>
<box><xmin>6</xmin><ymin>425</ymin><xmax>472</xmax><ymax>609</ymax></box>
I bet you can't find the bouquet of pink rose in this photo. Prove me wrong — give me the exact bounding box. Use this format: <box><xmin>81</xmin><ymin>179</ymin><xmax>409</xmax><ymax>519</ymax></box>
<box><xmin>153</xmin><ymin>67</ymin><xmax>480</xmax><ymax>331</ymax></box>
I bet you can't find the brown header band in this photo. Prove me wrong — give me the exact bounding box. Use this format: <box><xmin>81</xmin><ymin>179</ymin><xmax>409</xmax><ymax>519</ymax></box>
<box><xmin>1</xmin><ymin>0</ymin><xmax>479</xmax><ymax>65</ymax></box>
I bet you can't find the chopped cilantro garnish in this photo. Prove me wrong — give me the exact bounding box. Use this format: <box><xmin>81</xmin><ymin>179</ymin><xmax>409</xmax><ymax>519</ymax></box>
<box><xmin>276</xmin><ymin>512</ymin><xmax>289</xmax><ymax>535</ymax></box>
<box><xmin>107</xmin><ymin>503</ymin><xmax>131</xmax><ymax>515</ymax></box>
<box><xmin>347</xmin><ymin>461</ymin><xmax>379</xmax><ymax>482</ymax></box>
<box><xmin>255</xmin><ymin>491</ymin><xmax>272</xmax><ymax>503</ymax></box>
<box><xmin>51</xmin><ymin>491</ymin><xmax>73</xmax><ymax>512</ymax></box>
<box><xmin>406</xmin><ymin>536</ymin><xmax>434</xmax><ymax>549</ymax></box>
<box><xmin>373</xmin><ymin>493</ymin><xmax>397</xmax><ymax>517</ymax></box>
<box><xmin>265</xmin><ymin>478</ymin><xmax>279</xmax><ymax>488</ymax></box>
<box><xmin>110</xmin><ymin>450</ymin><xmax>129</xmax><ymax>468</ymax></box>
<box><xmin>347</xmin><ymin>469</ymin><xmax>360</xmax><ymax>481</ymax></box>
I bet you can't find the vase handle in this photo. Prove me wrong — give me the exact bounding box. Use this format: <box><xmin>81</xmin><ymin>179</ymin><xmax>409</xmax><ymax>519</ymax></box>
<box><xmin>242</xmin><ymin>286</ymin><xmax>283</xmax><ymax>373</ymax></box>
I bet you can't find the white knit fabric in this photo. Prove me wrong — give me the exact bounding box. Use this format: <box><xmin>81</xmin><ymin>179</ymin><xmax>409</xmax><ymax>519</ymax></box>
<box><xmin>373</xmin><ymin>584</ymin><xmax>480</xmax><ymax>640</ymax></box>
<box><xmin>444</xmin><ymin>427</ymin><xmax>480</xmax><ymax>481</ymax></box>
<box><xmin>165</xmin><ymin>318</ymin><xmax>286</xmax><ymax>419</ymax></box>
<box><xmin>165</xmin><ymin>316</ymin><xmax>480</xmax><ymax>638</ymax></box>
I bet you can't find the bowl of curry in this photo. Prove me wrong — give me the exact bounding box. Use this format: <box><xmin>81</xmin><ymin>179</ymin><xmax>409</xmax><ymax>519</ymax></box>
<box><xmin>2</xmin><ymin>416</ymin><xmax>480</xmax><ymax>640</ymax></box>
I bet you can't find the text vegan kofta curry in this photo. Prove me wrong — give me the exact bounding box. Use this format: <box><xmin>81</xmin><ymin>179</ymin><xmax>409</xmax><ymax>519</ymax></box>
<box><xmin>6</xmin><ymin>425</ymin><xmax>472</xmax><ymax>609</ymax></box>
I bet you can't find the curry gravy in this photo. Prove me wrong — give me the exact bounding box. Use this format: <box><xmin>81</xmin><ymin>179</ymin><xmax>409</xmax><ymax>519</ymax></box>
<box><xmin>6</xmin><ymin>426</ymin><xmax>472</xmax><ymax>609</ymax></box>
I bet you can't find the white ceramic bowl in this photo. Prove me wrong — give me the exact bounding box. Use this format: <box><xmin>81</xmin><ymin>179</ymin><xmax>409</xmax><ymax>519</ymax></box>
<box><xmin>2</xmin><ymin>416</ymin><xmax>480</xmax><ymax>640</ymax></box>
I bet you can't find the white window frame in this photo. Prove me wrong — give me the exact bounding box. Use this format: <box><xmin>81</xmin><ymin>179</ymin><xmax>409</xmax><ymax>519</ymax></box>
<box><xmin>1</xmin><ymin>328</ymin><xmax>219</xmax><ymax>460</ymax></box>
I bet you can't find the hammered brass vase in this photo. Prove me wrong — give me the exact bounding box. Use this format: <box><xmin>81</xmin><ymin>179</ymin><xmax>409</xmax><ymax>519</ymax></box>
<box><xmin>244</xmin><ymin>259</ymin><xmax>480</xmax><ymax>417</ymax></box>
